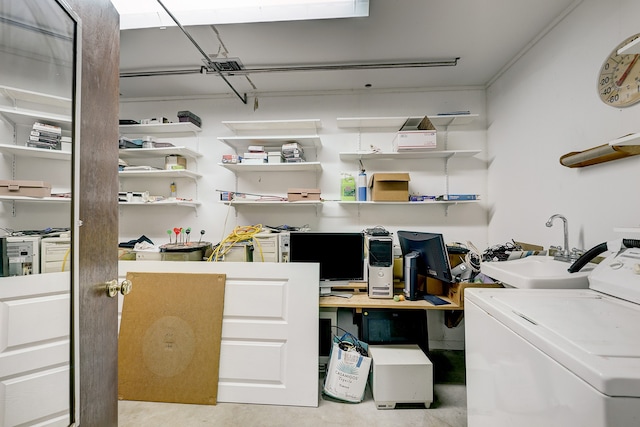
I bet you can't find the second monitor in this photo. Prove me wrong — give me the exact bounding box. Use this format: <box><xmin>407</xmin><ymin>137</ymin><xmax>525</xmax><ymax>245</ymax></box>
<box><xmin>397</xmin><ymin>230</ymin><xmax>454</xmax><ymax>301</ymax></box>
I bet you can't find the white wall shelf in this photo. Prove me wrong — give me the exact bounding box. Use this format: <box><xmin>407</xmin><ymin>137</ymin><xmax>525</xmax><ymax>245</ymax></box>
<box><xmin>118</xmin><ymin>125</ymin><xmax>202</xmax><ymax>210</ymax></box>
<box><xmin>219</xmin><ymin>119</ymin><xmax>323</xmax><ymax>208</ymax></box>
<box><xmin>119</xmin><ymin>200</ymin><xmax>201</xmax><ymax>207</ymax></box>
<box><xmin>0</xmin><ymin>85</ymin><xmax>71</xmax><ymax>109</ymax></box>
<box><xmin>337</xmin><ymin>200</ymin><xmax>479</xmax><ymax>206</ymax></box>
<box><xmin>119</xmin><ymin>122</ymin><xmax>201</xmax><ymax>135</ymax></box>
<box><xmin>338</xmin><ymin>114</ymin><xmax>481</xmax><ymax>213</ymax></box>
<box><xmin>119</xmin><ymin>146</ymin><xmax>202</xmax><ymax>160</ymax></box>
<box><xmin>0</xmin><ymin>105</ymin><xmax>71</xmax><ymax>130</ymax></box>
<box><xmin>217</xmin><ymin>134</ymin><xmax>321</xmax><ymax>150</ymax></box>
<box><xmin>339</xmin><ymin>150</ymin><xmax>480</xmax><ymax>161</ymax></box>
<box><xmin>337</xmin><ymin>114</ymin><xmax>478</xmax><ymax>130</ymax></box>
<box><xmin>0</xmin><ymin>143</ymin><xmax>71</xmax><ymax>161</ymax></box>
<box><xmin>0</xmin><ymin>195</ymin><xmax>71</xmax><ymax>203</ymax></box>
<box><xmin>219</xmin><ymin>162</ymin><xmax>322</xmax><ymax>172</ymax></box>
<box><xmin>222</xmin><ymin>119</ymin><xmax>322</xmax><ymax>132</ymax></box>
<box><xmin>119</xmin><ymin>169</ymin><xmax>202</xmax><ymax>180</ymax></box>
<box><xmin>0</xmin><ymin>86</ymin><xmax>71</xmax><ymax>131</ymax></box>
<box><xmin>222</xmin><ymin>200</ymin><xmax>322</xmax><ymax>207</ymax></box>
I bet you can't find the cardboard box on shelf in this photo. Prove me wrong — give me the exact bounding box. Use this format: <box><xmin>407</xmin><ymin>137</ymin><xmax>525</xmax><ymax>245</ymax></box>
<box><xmin>0</xmin><ymin>180</ymin><xmax>51</xmax><ymax>197</ymax></box>
<box><xmin>399</xmin><ymin>116</ymin><xmax>436</xmax><ymax>131</ymax></box>
<box><xmin>368</xmin><ymin>173</ymin><xmax>410</xmax><ymax>202</ymax></box>
<box><xmin>392</xmin><ymin>130</ymin><xmax>437</xmax><ymax>151</ymax></box>
<box><xmin>165</xmin><ymin>154</ymin><xmax>187</xmax><ymax>170</ymax></box>
<box><xmin>287</xmin><ymin>188</ymin><xmax>321</xmax><ymax>202</ymax></box>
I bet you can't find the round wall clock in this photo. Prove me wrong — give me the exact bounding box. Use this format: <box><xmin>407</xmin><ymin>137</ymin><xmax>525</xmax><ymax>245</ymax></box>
<box><xmin>597</xmin><ymin>33</ymin><xmax>640</xmax><ymax>107</ymax></box>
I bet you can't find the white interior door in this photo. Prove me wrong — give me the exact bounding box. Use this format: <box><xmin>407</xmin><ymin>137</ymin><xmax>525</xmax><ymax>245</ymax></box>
<box><xmin>0</xmin><ymin>273</ymin><xmax>70</xmax><ymax>427</ymax></box>
<box><xmin>118</xmin><ymin>261</ymin><xmax>319</xmax><ymax>407</ymax></box>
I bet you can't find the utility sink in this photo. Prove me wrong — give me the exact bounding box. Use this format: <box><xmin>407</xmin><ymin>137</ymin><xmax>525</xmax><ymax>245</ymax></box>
<box><xmin>480</xmin><ymin>256</ymin><xmax>595</xmax><ymax>289</ymax></box>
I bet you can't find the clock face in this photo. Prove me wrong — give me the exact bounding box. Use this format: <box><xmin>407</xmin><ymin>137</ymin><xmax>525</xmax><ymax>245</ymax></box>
<box><xmin>598</xmin><ymin>33</ymin><xmax>640</xmax><ymax>107</ymax></box>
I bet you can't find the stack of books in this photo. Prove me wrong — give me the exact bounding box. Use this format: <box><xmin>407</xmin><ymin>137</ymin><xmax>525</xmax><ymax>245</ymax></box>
<box><xmin>281</xmin><ymin>142</ymin><xmax>305</xmax><ymax>163</ymax></box>
<box><xmin>28</xmin><ymin>122</ymin><xmax>62</xmax><ymax>150</ymax></box>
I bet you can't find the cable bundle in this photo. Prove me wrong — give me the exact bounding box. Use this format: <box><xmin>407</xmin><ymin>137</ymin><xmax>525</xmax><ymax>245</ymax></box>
<box><xmin>208</xmin><ymin>224</ymin><xmax>263</xmax><ymax>262</ymax></box>
<box><xmin>482</xmin><ymin>240</ymin><xmax>524</xmax><ymax>262</ymax></box>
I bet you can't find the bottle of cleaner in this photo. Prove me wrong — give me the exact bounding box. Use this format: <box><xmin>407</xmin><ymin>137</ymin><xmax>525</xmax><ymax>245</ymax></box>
<box><xmin>357</xmin><ymin>161</ymin><xmax>367</xmax><ymax>201</ymax></box>
<box><xmin>341</xmin><ymin>173</ymin><xmax>356</xmax><ymax>201</ymax></box>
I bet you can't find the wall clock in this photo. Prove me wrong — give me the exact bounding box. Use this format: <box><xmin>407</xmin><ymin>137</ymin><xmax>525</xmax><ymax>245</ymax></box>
<box><xmin>597</xmin><ymin>33</ymin><xmax>640</xmax><ymax>107</ymax></box>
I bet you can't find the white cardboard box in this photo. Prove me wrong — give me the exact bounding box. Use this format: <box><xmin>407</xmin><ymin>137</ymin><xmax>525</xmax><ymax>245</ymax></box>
<box><xmin>392</xmin><ymin>130</ymin><xmax>437</xmax><ymax>151</ymax></box>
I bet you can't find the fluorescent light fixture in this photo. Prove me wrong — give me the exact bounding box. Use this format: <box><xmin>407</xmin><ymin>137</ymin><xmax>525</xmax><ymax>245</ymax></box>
<box><xmin>112</xmin><ymin>0</ymin><xmax>369</xmax><ymax>30</ymax></box>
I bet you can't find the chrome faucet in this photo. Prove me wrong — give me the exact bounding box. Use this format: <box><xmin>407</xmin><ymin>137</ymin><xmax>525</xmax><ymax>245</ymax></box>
<box><xmin>546</xmin><ymin>214</ymin><xmax>570</xmax><ymax>261</ymax></box>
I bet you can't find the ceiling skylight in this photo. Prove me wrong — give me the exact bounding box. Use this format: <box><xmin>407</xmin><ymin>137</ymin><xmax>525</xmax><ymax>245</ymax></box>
<box><xmin>112</xmin><ymin>0</ymin><xmax>370</xmax><ymax>30</ymax></box>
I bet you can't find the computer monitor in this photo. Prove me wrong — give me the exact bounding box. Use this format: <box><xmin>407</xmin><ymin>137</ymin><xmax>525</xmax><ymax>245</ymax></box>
<box><xmin>288</xmin><ymin>232</ymin><xmax>365</xmax><ymax>293</ymax></box>
<box><xmin>397</xmin><ymin>230</ymin><xmax>453</xmax><ymax>299</ymax></box>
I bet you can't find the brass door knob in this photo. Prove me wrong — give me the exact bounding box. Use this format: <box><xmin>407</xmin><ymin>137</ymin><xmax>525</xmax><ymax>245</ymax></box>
<box><xmin>105</xmin><ymin>279</ymin><xmax>133</xmax><ymax>298</ymax></box>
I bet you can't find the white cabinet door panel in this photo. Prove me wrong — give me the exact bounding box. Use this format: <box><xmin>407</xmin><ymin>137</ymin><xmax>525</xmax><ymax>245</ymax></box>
<box><xmin>118</xmin><ymin>261</ymin><xmax>319</xmax><ymax>407</ymax></box>
<box><xmin>0</xmin><ymin>272</ymin><xmax>70</xmax><ymax>427</ymax></box>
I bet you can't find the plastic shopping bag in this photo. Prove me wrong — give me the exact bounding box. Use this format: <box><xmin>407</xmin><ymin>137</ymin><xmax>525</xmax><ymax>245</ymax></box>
<box><xmin>322</xmin><ymin>334</ymin><xmax>371</xmax><ymax>403</ymax></box>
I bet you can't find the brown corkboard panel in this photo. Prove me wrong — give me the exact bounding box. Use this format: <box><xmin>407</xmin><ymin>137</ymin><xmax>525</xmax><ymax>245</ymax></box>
<box><xmin>118</xmin><ymin>272</ymin><xmax>226</xmax><ymax>405</ymax></box>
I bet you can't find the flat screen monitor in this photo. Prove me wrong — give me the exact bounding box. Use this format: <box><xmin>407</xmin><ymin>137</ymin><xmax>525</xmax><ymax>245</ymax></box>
<box><xmin>288</xmin><ymin>232</ymin><xmax>365</xmax><ymax>286</ymax></box>
<box><xmin>397</xmin><ymin>230</ymin><xmax>453</xmax><ymax>284</ymax></box>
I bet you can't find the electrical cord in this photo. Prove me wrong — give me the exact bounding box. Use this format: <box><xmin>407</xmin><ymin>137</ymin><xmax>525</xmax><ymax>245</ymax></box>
<box><xmin>208</xmin><ymin>224</ymin><xmax>263</xmax><ymax>262</ymax></box>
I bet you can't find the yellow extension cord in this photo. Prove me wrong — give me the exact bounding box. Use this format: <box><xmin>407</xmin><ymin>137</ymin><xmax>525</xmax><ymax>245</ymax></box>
<box><xmin>207</xmin><ymin>224</ymin><xmax>265</xmax><ymax>262</ymax></box>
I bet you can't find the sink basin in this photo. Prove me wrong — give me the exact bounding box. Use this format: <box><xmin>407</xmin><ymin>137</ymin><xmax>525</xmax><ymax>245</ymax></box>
<box><xmin>480</xmin><ymin>256</ymin><xmax>595</xmax><ymax>289</ymax></box>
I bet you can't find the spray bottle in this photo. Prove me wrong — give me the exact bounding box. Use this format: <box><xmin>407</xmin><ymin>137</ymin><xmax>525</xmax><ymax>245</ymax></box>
<box><xmin>357</xmin><ymin>160</ymin><xmax>367</xmax><ymax>201</ymax></box>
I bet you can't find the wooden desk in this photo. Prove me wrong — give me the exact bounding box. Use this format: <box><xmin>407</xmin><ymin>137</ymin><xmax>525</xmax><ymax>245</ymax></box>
<box><xmin>319</xmin><ymin>293</ymin><xmax>461</xmax><ymax>313</ymax></box>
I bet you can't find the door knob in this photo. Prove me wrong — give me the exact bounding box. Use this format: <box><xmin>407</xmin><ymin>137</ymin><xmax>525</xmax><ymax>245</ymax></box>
<box><xmin>105</xmin><ymin>279</ymin><xmax>133</xmax><ymax>298</ymax></box>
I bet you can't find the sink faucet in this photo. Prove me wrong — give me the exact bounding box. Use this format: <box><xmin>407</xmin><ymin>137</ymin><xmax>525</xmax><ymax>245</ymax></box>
<box><xmin>546</xmin><ymin>214</ymin><xmax>570</xmax><ymax>261</ymax></box>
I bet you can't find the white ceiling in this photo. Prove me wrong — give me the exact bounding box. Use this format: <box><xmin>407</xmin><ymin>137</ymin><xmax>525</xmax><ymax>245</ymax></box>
<box><xmin>118</xmin><ymin>0</ymin><xmax>580</xmax><ymax>101</ymax></box>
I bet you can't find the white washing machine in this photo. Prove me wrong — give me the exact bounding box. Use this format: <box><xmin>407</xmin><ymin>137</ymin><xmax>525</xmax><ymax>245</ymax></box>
<box><xmin>465</xmin><ymin>245</ymin><xmax>640</xmax><ymax>427</ymax></box>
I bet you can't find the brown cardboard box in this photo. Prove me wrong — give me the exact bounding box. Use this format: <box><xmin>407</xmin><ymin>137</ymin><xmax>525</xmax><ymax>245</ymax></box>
<box><xmin>0</xmin><ymin>180</ymin><xmax>51</xmax><ymax>197</ymax></box>
<box><xmin>447</xmin><ymin>281</ymin><xmax>503</xmax><ymax>307</ymax></box>
<box><xmin>287</xmin><ymin>188</ymin><xmax>321</xmax><ymax>202</ymax></box>
<box><xmin>165</xmin><ymin>154</ymin><xmax>187</xmax><ymax>170</ymax></box>
<box><xmin>368</xmin><ymin>173</ymin><xmax>410</xmax><ymax>201</ymax></box>
<box><xmin>425</xmin><ymin>253</ymin><xmax>465</xmax><ymax>296</ymax></box>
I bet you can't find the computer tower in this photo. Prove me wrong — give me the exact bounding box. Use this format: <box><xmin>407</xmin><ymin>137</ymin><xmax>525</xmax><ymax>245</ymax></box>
<box><xmin>252</xmin><ymin>232</ymin><xmax>289</xmax><ymax>263</ymax></box>
<box><xmin>366</xmin><ymin>234</ymin><xmax>394</xmax><ymax>298</ymax></box>
<box><xmin>40</xmin><ymin>236</ymin><xmax>71</xmax><ymax>273</ymax></box>
<box><xmin>252</xmin><ymin>233</ymin><xmax>279</xmax><ymax>262</ymax></box>
<box><xmin>1</xmin><ymin>236</ymin><xmax>40</xmax><ymax>276</ymax></box>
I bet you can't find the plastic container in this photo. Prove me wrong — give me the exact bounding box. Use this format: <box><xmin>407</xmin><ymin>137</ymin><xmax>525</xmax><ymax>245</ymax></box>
<box><xmin>341</xmin><ymin>173</ymin><xmax>356</xmax><ymax>201</ymax></box>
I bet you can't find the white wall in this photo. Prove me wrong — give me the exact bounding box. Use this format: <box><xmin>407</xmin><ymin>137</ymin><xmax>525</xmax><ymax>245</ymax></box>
<box><xmin>119</xmin><ymin>89</ymin><xmax>488</xmax><ymax>251</ymax></box>
<box><xmin>119</xmin><ymin>89</ymin><xmax>487</xmax><ymax>351</ymax></box>
<box><xmin>487</xmin><ymin>0</ymin><xmax>640</xmax><ymax>252</ymax></box>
